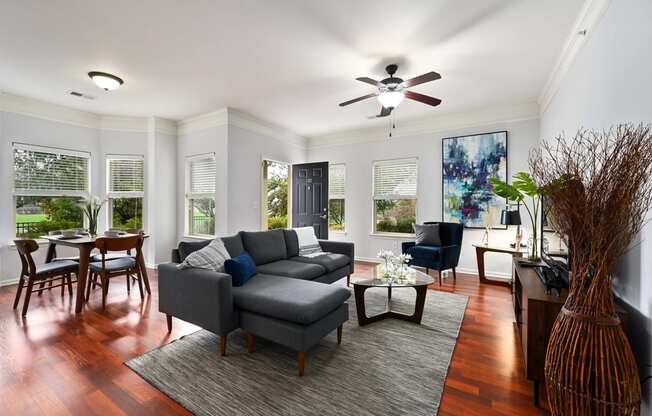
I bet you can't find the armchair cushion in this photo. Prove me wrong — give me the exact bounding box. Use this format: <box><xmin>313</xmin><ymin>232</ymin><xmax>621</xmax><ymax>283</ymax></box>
<box><xmin>414</xmin><ymin>223</ymin><xmax>441</xmax><ymax>246</ymax></box>
<box><xmin>405</xmin><ymin>245</ymin><xmax>440</xmax><ymax>261</ymax></box>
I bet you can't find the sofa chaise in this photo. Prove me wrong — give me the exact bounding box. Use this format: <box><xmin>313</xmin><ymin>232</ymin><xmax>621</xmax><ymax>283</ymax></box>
<box><xmin>158</xmin><ymin>228</ymin><xmax>354</xmax><ymax>376</ymax></box>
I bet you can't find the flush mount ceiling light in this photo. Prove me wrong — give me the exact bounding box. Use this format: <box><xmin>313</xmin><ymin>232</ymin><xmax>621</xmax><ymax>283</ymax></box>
<box><xmin>88</xmin><ymin>71</ymin><xmax>124</xmax><ymax>91</ymax></box>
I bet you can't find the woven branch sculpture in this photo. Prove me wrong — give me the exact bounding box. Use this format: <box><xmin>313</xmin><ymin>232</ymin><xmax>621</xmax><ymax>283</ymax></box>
<box><xmin>530</xmin><ymin>124</ymin><xmax>652</xmax><ymax>415</ymax></box>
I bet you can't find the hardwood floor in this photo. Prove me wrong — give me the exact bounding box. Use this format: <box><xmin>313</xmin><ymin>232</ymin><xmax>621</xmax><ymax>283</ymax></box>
<box><xmin>0</xmin><ymin>262</ymin><xmax>547</xmax><ymax>415</ymax></box>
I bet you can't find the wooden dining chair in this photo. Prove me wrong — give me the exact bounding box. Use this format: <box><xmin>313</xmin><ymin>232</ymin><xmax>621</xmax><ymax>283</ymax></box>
<box><xmin>13</xmin><ymin>239</ymin><xmax>78</xmax><ymax>316</ymax></box>
<box><xmin>90</xmin><ymin>230</ymin><xmax>143</xmax><ymax>285</ymax></box>
<box><xmin>86</xmin><ymin>234</ymin><xmax>144</xmax><ymax>308</ymax></box>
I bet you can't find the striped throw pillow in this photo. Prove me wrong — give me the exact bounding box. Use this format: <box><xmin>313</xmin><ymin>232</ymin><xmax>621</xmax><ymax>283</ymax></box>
<box><xmin>177</xmin><ymin>238</ymin><xmax>231</xmax><ymax>272</ymax></box>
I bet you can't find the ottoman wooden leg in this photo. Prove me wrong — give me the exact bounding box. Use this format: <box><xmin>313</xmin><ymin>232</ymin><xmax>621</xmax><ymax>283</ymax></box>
<box><xmin>220</xmin><ymin>335</ymin><xmax>227</xmax><ymax>356</ymax></box>
<box><xmin>247</xmin><ymin>334</ymin><xmax>254</xmax><ymax>353</ymax></box>
<box><xmin>337</xmin><ymin>325</ymin><xmax>342</xmax><ymax>345</ymax></box>
<box><xmin>347</xmin><ymin>274</ymin><xmax>350</xmax><ymax>287</ymax></box>
<box><xmin>166</xmin><ymin>314</ymin><xmax>172</xmax><ymax>332</ymax></box>
<box><xmin>298</xmin><ymin>352</ymin><xmax>305</xmax><ymax>377</ymax></box>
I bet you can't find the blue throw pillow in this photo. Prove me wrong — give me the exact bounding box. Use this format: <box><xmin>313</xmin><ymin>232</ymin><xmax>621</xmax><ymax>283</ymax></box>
<box><xmin>224</xmin><ymin>251</ymin><xmax>257</xmax><ymax>286</ymax></box>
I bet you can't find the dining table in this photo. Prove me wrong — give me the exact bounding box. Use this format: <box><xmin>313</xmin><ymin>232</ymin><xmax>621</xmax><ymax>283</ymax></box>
<box><xmin>42</xmin><ymin>233</ymin><xmax>151</xmax><ymax>313</ymax></box>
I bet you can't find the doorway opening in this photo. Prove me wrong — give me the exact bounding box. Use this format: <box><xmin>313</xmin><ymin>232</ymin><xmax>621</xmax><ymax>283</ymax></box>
<box><xmin>262</xmin><ymin>159</ymin><xmax>290</xmax><ymax>230</ymax></box>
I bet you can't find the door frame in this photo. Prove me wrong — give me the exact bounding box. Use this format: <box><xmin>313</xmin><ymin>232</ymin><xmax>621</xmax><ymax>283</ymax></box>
<box><xmin>260</xmin><ymin>157</ymin><xmax>292</xmax><ymax>230</ymax></box>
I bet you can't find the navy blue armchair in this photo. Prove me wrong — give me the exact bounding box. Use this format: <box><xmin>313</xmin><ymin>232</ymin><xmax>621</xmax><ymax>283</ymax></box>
<box><xmin>401</xmin><ymin>222</ymin><xmax>464</xmax><ymax>285</ymax></box>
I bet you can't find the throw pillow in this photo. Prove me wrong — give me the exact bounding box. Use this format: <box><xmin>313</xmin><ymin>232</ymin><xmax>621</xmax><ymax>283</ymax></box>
<box><xmin>177</xmin><ymin>238</ymin><xmax>231</xmax><ymax>272</ymax></box>
<box><xmin>414</xmin><ymin>223</ymin><xmax>442</xmax><ymax>246</ymax></box>
<box><xmin>294</xmin><ymin>226</ymin><xmax>323</xmax><ymax>256</ymax></box>
<box><xmin>178</xmin><ymin>240</ymin><xmax>211</xmax><ymax>262</ymax></box>
<box><xmin>224</xmin><ymin>251</ymin><xmax>257</xmax><ymax>286</ymax></box>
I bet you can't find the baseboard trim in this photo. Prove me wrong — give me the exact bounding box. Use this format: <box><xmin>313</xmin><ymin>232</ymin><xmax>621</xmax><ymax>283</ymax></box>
<box><xmin>0</xmin><ymin>277</ymin><xmax>19</xmax><ymax>288</ymax></box>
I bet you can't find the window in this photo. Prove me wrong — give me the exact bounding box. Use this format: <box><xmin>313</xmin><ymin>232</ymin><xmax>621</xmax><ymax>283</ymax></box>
<box><xmin>13</xmin><ymin>143</ymin><xmax>89</xmax><ymax>238</ymax></box>
<box><xmin>107</xmin><ymin>155</ymin><xmax>144</xmax><ymax>231</ymax></box>
<box><xmin>373</xmin><ymin>158</ymin><xmax>417</xmax><ymax>234</ymax></box>
<box><xmin>328</xmin><ymin>164</ymin><xmax>345</xmax><ymax>231</ymax></box>
<box><xmin>263</xmin><ymin>160</ymin><xmax>289</xmax><ymax>230</ymax></box>
<box><xmin>186</xmin><ymin>154</ymin><xmax>216</xmax><ymax>236</ymax></box>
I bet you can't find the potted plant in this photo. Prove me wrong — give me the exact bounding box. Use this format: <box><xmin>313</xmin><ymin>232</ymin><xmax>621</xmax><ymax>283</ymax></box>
<box><xmin>530</xmin><ymin>124</ymin><xmax>651</xmax><ymax>415</ymax></box>
<box><xmin>80</xmin><ymin>196</ymin><xmax>105</xmax><ymax>236</ymax></box>
<box><xmin>489</xmin><ymin>172</ymin><xmax>544</xmax><ymax>261</ymax></box>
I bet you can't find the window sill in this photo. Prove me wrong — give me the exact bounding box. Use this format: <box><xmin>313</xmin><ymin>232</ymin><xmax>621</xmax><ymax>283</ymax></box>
<box><xmin>329</xmin><ymin>230</ymin><xmax>347</xmax><ymax>236</ymax></box>
<box><xmin>182</xmin><ymin>234</ymin><xmax>215</xmax><ymax>241</ymax></box>
<box><xmin>369</xmin><ymin>232</ymin><xmax>414</xmax><ymax>239</ymax></box>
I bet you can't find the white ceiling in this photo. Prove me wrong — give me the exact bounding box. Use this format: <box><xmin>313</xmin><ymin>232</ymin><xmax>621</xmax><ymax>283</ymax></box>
<box><xmin>0</xmin><ymin>0</ymin><xmax>584</xmax><ymax>137</ymax></box>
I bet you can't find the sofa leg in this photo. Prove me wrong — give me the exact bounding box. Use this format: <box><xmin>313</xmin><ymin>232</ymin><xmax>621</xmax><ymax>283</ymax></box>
<box><xmin>298</xmin><ymin>352</ymin><xmax>305</xmax><ymax>377</ymax></box>
<box><xmin>166</xmin><ymin>314</ymin><xmax>172</xmax><ymax>332</ymax></box>
<box><xmin>452</xmin><ymin>267</ymin><xmax>457</xmax><ymax>281</ymax></box>
<box><xmin>337</xmin><ymin>325</ymin><xmax>342</xmax><ymax>345</ymax></box>
<box><xmin>247</xmin><ymin>334</ymin><xmax>254</xmax><ymax>353</ymax></box>
<box><xmin>438</xmin><ymin>271</ymin><xmax>442</xmax><ymax>286</ymax></box>
<box><xmin>220</xmin><ymin>335</ymin><xmax>227</xmax><ymax>356</ymax></box>
<box><xmin>426</xmin><ymin>267</ymin><xmax>429</xmax><ymax>275</ymax></box>
<box><xmin>347</xmin><ymin>274</ymin><xmax>350</xmax><ymax>287</ymax></box>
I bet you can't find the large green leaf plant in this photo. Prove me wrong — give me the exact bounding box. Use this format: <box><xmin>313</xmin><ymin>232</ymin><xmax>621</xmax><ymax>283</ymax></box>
<box><xmin>489</xmin><ymin>172</ymin><xmax>544</xmax><ymax>260</ymax></box>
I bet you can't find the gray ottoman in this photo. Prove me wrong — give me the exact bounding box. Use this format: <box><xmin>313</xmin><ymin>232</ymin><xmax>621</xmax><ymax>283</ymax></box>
<box><xmin>232</xmin><ymin>274</ymin><xmax>350</xmax><ymax>376</ymax></box>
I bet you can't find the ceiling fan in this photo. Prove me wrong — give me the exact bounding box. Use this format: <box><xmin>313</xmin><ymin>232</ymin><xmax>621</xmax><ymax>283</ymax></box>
<box><xmin>339</xmin><ymin>64</ymin><xmax>442</xmax><ymax>118</ymax></box>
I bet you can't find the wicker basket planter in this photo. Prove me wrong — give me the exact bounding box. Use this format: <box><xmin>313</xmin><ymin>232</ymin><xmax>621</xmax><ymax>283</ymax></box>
<box><xmin>530</xmin><ymin>125</ymin><xmax>651</xmax><ymax>415</ymax></box>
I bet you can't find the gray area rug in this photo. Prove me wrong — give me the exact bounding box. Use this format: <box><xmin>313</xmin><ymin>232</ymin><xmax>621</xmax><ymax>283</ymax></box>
<box><xmin>126</xmin><ymin>286</ymin><xmax>468</xmax><ymax>416</ymax></box>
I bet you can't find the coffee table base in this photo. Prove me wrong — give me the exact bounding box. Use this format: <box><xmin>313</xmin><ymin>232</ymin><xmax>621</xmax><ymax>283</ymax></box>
<box><xmin>354</xmin><ymin>284</ymin><xmax>428</xmax><ymax>326</ymax></box>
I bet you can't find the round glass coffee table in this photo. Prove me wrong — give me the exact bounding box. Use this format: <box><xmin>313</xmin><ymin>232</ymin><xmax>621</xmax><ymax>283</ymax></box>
<box><xmin>353</xmin><ymin>264</ymin><xmax>435</xmax><ymax>326</ymax></box>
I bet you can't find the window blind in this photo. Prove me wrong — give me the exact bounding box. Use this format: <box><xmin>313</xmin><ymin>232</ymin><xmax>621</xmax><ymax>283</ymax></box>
<box><xmin>373</xmin><ymin>158</ymin><xmax>418</xmax><ymax>200</ymax></box>
<box><xmin>13</xmin><ymin>143</ymin><xmax>90</xmax><ymax>197</ymax></box>
<box><xmin>188</xmin><ymin>154</ymin><xmax>216</xmax><ymax>196</ymax></box>
<box><xmin>107</xmin><ymin>156</ymin><xmax>144</xmax><ymax>196</ymax></box>
<box><xmin>329</xmin><ymin>164</ymin><xmax>346</xmax><ymax>199</ymax></box>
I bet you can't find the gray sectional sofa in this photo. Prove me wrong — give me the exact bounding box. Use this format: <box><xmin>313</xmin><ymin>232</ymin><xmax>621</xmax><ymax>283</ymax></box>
<box><xmin>158</xmin><ymin>228</ymin><xmax>354</xmax><ymax>376</ymax></box>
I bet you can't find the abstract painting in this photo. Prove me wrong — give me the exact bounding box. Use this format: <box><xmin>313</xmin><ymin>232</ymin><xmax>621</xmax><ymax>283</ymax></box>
<box><xmin>442</xmin><ymin>131</ymin><xmax>508</xmax><ymax>228</ymax></box>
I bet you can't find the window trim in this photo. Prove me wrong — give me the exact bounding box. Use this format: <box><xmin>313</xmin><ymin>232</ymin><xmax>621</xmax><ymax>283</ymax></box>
<box><xmin>371</xmin><ymin>157</ymin><xmax>418</xmax><ymax>235</ymax></box>
<box><xmin>185</xmin><ymin>152</ymin><xmax>216</xmax><ymax>238</ymax></box>
<box><xmin>106</xmin><ymin>154</ymin><xmax>145</xmax><ymax>231</ymax></box>
<box><xmin>328</xmin><ymin>163</ymin><xmax>346</xmax><ymax>233</ymax></box>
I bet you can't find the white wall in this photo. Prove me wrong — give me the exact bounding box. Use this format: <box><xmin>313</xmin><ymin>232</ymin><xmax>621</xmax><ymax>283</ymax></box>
<box><xmin>227</xmin><ymin>124</ymin><xmax>306</xmax><ymax>233</ymax></box>
<box><xmin>539</xmin><ymin>0</ymin><xmax>652</xmax><ymax>410</ymax></box>
<box><xmin>308</xmin><ymin>117</ymin><xmax>540</xmax><ymax>278</ymax></box>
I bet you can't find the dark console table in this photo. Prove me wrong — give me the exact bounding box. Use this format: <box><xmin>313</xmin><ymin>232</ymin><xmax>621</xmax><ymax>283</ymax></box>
<box><xmin>512</xmin><ymin>259</ymin><xmax>567</xmax><ymax>407</ymax></box>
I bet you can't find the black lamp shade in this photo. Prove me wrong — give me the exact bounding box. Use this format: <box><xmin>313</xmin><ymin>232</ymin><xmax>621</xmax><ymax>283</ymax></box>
<box><xmin>500</xmin><ymin>209</ymin><xmax>522</xmax><ymax>226</ymax></box>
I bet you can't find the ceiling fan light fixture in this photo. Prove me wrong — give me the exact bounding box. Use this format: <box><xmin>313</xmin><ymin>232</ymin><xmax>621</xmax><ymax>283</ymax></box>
<box><xmin>377</xmin><ymin>90</ymin><xmax>404</xmax><ymax>109</ymax></box>
<box><xmin>88</xmin><ymin>71</ymin><xmax>124</xmax><ymax>91</ymax></box>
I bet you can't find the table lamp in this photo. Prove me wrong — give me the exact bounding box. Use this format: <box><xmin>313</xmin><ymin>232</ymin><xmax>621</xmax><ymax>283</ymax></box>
<box><xmin>500</xmin><ymin>207</ymin><xmax>522</xmax><ymax>248</ymax></box>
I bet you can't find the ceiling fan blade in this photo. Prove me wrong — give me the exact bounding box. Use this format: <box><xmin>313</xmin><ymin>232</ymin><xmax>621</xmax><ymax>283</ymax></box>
<box><xmin>402</xmin><ymin>71</ymin><xmax>441</xmax><ymax>88</ymax></box>
<box><xmin>405</xmin><ymin>91</ymin><xmax>442</xmax><ymax>107</ymax></box>
<box><xmin>356</xmin><ymin>77</ymin><xmax>382</xmax><ymax>87</ymax></box>
<box><xmin>339</xmin><ymin>92</ymin><xmax>378</xmax><ymax>107</ymax></box>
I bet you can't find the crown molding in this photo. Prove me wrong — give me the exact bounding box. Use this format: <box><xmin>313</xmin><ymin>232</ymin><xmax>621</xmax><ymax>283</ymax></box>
<box><xmin>177</xmin><ymin>109</ymin><xmax>228</xmax><ymax>136</ymax></box>
<box><xmin>227</xmin><ymin>108</ymin><xmax>308</xmax><ymax>149</ymax></box>
<box><xmin>0</xmin><ymin>91</ymin><xmax>100</xmax><ymax>129</ymax></box>
<box><xmin>538</xmin><ymin>0</ymin><xmax>611</xmax><ymax>115</ymax></box>
<box><xmin>98</xmin><ymin>115</ymin><xmax>149</xmax><ymax>133</ymax></box>
<box><xmin>0</xmin><ymin>91</ymin><xmax>178</xmax><ymax>134</ymax></box>
<box><xmin>307</xmin><ymin>102</ymin><xmax>539</xmax><ymax>149</ymax></box>
<box><xmin>149</xmin><ymin>117</ymin><xmax>177</xmax><ymax>136</ymax></box>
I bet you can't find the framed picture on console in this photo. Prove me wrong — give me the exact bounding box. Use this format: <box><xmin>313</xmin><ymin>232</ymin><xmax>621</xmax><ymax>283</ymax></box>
<box><xmin>442</xmin><ymin>131</ymin><xmax>508</xmax><ymax>229</ymax></box>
